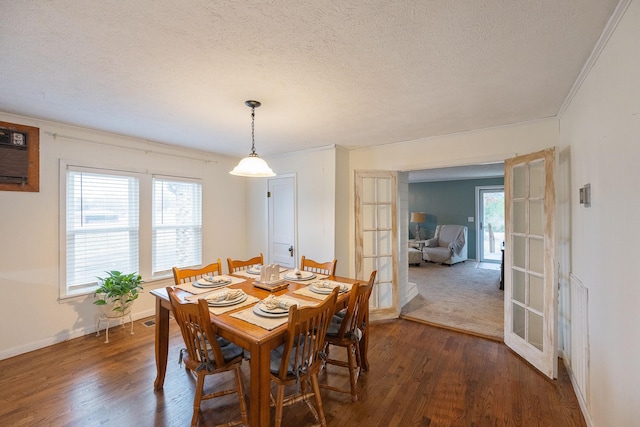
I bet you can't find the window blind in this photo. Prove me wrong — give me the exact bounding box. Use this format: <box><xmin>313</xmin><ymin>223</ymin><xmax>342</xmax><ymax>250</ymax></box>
<box><xmin>152</xmin><ymin>178</ymin><xmax>202</xmax><ymax>275</ymax></box>
<box><xmin>66</xmin><ymin>170</ymin><xmax>139</xmax><ymax>291</ymax></box>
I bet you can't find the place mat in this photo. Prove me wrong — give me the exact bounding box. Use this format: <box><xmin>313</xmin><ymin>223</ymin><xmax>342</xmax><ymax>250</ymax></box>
<box><xmin>230</xmin><ymin>297</ymin><xmax>315</xmax><ymax>330</ymax></box>
<box><xmin>177</xmin><ymin>275</ymin><xmax>246</xmax><ymax>294</ymax></box>
<box><xmin>208</xmin><ymin>295</ymin><xmax>259</xmax><ymax>315</ymax></box>
<box><xmin>233</xmin><ymin>267</ymin><xmax>289</xmax><ymax>279</ymax></box>
<box><xmin>294</xmin><ymin>279</ymin><xmax>353</xmax><ymax>299</ymax></box>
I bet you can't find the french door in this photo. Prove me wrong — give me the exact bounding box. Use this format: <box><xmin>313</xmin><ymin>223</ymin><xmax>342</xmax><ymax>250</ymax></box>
<box><xmin>504</xmin><ymin>148</ymin><xmax>557</xmax><ymax>379</ymax></box>
<box><xmin>355</xmin><ymin>170</ymin><xmax>399</xmax><ymax>320</ymax></box>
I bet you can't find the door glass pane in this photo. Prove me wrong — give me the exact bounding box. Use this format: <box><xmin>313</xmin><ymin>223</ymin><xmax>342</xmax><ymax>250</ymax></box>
<box><xmin>513</xmin><ymin>303</ymin><xmax>525</xmax><ymax>339</ymax></box>
<box><xmin>363</xmin><ymin>205</ymin><xmax>376</xmax><ymax>229</ymax></box>
<box><xmin>529</xmin><ymin>238</ymin><xmax>544</xmax><ymax>274</ymax></box>
<box><xmin>513</xmin><ymin>200</ymin><xmax>526</xmax><ymax>234</ymax></box>
<box><xmin>529</xmin><ymin>160</ymin><xmax>545</xmax><ymax>198</ymax></box>
<box><xmin>529</xmin><ymin>274</ymin><xmax>544</xmax><ymax>312</ymax></box>
<box><xmin>378</xmin><ymin>205</ymin><xmax>392</xmax><ymax>228</ymax></box>
<box><xmin>377</xmin><ymin>230</ymin><xmax>392</xmax><ymax>255</ymax></box>
<box><xmin>363</xmin><ymin>178</ymin><xmax>376</xmax><ymax>202</ymax></box>
<box><xmin>513</xmin><ymin>235</ymin><xmax>526</xmax><ymax>268</ymax></box>
<box><xmin>529</xmin><ymin>200</ymin><xmax>544</xmax><ymax>236</ymax></box>
<box><xmin>512</xmin><ymin>269</ymin><xmax>525</xmax><ymax>303</ymax></box>
<box><xmin>528</xmin><ymin>311</ymin><xmax>544</xmax><ymax>351</ymax></box>
<box><xmin>363</xmin><ymin>231</ymin><xmax>376</xmax><ymax>256</ymax></box>
<box><xmin>513</xmin><ymin>165</ymin><xmax>527</xmax><ymax>198</ymax></box>
<box><xmin>377</xmin><ymin>178</ymin><xmax>391</xmax><ymax>202</ymax></box>
<box><xmin>377</xmin><ymin>256</ymin><xmax>392</xmax><ymax>282</ymax></box>
<box><xmin>378</xmin><ymin>281</ymin><xmax>393</xmax><ymax>306</ymax></box>
<box><xmin>363</xmin><ymin>257</ymin><xmax>377</xmax><ymax>279</ymax></box>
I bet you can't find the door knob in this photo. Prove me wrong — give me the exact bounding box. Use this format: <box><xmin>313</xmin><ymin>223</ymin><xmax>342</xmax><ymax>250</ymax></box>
<box><xmin>289</xmin><ymin>246</ymin><xmax>294</xmax><ymax>256</ymax></box>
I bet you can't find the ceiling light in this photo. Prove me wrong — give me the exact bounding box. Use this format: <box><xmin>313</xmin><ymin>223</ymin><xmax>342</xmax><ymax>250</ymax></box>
<box><xmin>229</xmin><ymin>100</ymin><xmax>276</xmax><ymax>177</ymax></box>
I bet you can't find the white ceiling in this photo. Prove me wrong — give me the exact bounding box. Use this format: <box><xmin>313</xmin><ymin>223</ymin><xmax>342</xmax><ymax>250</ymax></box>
<box><xmin>1</xmin><ymin>1</ymin><xmax>619</xmax><ymax>159</ymax></box>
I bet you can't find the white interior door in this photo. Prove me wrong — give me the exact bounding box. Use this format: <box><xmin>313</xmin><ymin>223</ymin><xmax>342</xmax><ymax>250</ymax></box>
<box><xmin>355</xmin><ymin>170</ymin><xmax>399</xmax><ymax>320</ymax></box>
<box><xmin>504</xmin><ymin>148</ymin><xmax>557</xmax><ymax>379</ymax></box>
<box><xmin>268</xmin><ymin>175</ymin><xmax>296</xmax><ymax>268</ymax></box>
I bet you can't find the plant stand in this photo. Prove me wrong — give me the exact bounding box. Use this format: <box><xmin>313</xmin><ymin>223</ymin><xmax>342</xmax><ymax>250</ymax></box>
<box><xmin>96</xmin><ymin>311</ymin><xmax>134</xmax><ymax>343</ymax></box>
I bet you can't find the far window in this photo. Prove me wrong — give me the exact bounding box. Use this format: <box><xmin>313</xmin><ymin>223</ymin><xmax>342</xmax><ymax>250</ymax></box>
<box><xmin>152</xmin><ymin>178</ymin><xmax>202</xmax><ymax>275</ymax></box>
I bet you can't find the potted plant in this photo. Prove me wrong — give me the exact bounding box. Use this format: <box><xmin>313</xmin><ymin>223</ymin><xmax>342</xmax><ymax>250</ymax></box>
<box><xmin>94</xmin><ymin>271</ymin><xmax>144</xmax><ymax>318</ymax></box>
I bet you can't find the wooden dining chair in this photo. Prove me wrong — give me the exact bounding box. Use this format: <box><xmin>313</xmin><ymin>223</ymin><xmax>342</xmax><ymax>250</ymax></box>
<box><xmin>320</xmin><ymin>270</ymin><xmax>377</xmax><ymax>401</ymax></box>
<box><xmin>166</xmin><ymin>287</ymin><xmax>248</xmax><ymax>427</ymax></box>
<box><xmin>300</xmin><ymin>256</ymin><xmax>337</xmax><ymax>276</ymax></box>
<box><xmin>270</xmin><ymin>288</ymin><xmax>339</xmax><ymax>427</ymax></box>
<box><xmin>227</xmin><ymin>253</ymin><xmax>263</xmax><ymax>274</ymax></box>
<box><xmin>172</xmin><ymin>259</ymin><xmax>224</xmax><ymax>285</ymax></box>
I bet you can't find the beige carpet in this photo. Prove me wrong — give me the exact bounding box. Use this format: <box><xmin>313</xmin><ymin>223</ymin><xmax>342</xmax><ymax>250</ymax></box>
<box><xmin>401</xmin><ymin>260</ymin><xmax>504</xmax><ymax>341</ymax></box>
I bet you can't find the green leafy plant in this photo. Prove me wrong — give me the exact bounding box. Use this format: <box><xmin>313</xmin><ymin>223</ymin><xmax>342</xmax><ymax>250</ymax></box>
<box><xmin>94</xmin><ymin>271</ymin><xmax>144</xmax><ymax>313</ymax></box>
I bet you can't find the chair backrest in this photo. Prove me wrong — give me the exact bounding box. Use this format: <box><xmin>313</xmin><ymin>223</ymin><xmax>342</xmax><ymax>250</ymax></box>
<box><xmin>300</xmin><ymin>256</ymin><xmax>337</xmax><ymax>276</ymax></box>
<box><xmin>166</xmin><ymin>287</ymin><xmax>226</xmax><ymax>371</ymax></box>
<box><xmin>227</xmin><ymin>253</ymin><xmax>264</xmax><ymax>274</ymax></box>
<box><xmin>275</xmin><ymin>288</ymin><xmax>339</xmax><ymax>380</ymax></box>
<box><xmin>172</xmin><ymin>259</ymin><xmax>223</xmax><ymax>285</ymax></box>
<box><xmin>334</xmin><ymin>270</ymin><xmax>377</xmax><ymax>339</ymax></box>
<box><xmin>435</xmin><ymin>225</ymin><xmax>467</xmax><ymax>247</ymax></box>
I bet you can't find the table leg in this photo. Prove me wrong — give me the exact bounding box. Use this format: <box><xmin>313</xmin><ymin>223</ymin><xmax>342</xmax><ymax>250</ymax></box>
<box><xmin>154</xmin><ymin>298</ymin><xmax>170</xmax><ymax>390</ymax></box>
<box><xmin>248</xmin><ymin>342</ymin><xmax>273</xmax><ymax>427</ymax></box>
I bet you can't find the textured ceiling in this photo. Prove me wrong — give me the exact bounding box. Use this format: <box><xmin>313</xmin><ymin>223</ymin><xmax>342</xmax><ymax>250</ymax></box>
<box><xmin>0</xmin><ymin>1</ymin><xmax>619</xmax><ymax>158</ymax></box>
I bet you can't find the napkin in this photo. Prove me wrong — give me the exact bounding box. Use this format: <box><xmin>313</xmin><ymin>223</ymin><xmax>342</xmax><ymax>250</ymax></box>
<box><xmin>313</xmin><ymin>280</ymin><xmax>348</xmax><ymax>292</ymax></box>
<box><xmin>202</xmin><ymin>275</ymin><xmax>229</xmax><ymax>284</ymax></box>
<box><xmin>206</xmin><ymin>289</ymin><xmax>244</xmax><ymax>302</ymax></box>
<box><xmin>262</xmin><ymin>294</ymin><xmax>291</xmax><ymax>311</ymax></box>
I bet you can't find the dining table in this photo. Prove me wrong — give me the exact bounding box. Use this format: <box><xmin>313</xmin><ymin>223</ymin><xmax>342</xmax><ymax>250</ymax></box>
<box><xmin>150</xmin><ymin>270</ymin><xmax>359</xmax><ymax>427</ymax></box>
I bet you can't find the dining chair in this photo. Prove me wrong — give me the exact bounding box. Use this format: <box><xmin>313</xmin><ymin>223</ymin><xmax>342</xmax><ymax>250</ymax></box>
<box><xmin>172</xmin><ymin>259</ymin><xmax>224</xmax><ymax>285</ymax></box>
<box><xmin>166</xmin><ymin>287</ymin><xmax>248</xmax><ymax>427</ymax></box>
<box><xmin>227</xmin><ymin>253</ymin><xmax>264</xmax><ymax>274</ymax></box>
<box><xmin>300</xmin><ymin>256</ymin><xmax>337</xmax><ymax>276</ymax></box>
<box><xmin>270</xmin><ymin>288</ymin><xmax>339</xmax><ymax>427</ymax></box>
<box><xmin>320</xmin><ymin>270</ymin><xmax>377</xmax><ymax>401</ymax></box>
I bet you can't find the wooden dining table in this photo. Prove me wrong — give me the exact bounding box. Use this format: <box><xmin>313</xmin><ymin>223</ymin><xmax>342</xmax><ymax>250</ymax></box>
<box><xmin>150</xmin><ymin>273</ymin><xmax>358</xmax><ymax>427</ymax></box>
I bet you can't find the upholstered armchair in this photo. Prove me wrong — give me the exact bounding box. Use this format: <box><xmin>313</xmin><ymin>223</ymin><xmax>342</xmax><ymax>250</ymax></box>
<box><xmin>422</xmin><ymin>224</ymin><xmax>468</xmax><ymax>265</ymax></box>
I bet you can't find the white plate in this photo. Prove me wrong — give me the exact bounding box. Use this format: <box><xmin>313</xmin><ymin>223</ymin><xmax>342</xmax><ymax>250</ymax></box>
<box><xmin>309</xmin><ymin>283</ymin><xmax>347</xmax><ymax>294</ymax></box>
<box><xmin>252</xmin><ymin>304</ymin><xmax>289</xmax><ymax>318</ymax></box>
<box><xmin>283</xmin><ymin>271</ymin><xmax>316</xmax><ymax>281</ymax></box>
<box><xmin>246</xmin><ymin>266</ymin><xmax>262</xmax><ymax>275</ymax></box>
<box><xmin>207</xmin><ymin>292</ymin><xmax>247</xmax><ymax>307</ymax></box>
<box><xmin>257</xmin><ymin>301</ymin><xmax>289</xmax><ymax>314</ymax></box>
<box><xmin>193</xmin><ymin>279</ymin><xmax>231</xmax><ymax>288</ymax></box>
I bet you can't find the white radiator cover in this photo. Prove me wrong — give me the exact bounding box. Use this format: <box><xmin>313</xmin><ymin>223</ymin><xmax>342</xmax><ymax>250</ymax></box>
<box><xmin>570</xmin><ymin>273</ymin><xmax>590</xmax><ymax>412</ymax></box>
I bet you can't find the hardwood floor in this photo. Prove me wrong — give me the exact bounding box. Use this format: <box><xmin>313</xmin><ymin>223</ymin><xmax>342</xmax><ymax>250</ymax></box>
<box><xmin>0</xmin><ymin>317</ymin><xmax>585</xmax><ymax>426</ymax></box>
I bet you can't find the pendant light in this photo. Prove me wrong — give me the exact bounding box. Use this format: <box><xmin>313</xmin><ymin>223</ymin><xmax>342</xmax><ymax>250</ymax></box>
<box><xmin>229</xmin><ymin>100</ymin><xmax>276</xmax><ymax>177</ymax></box>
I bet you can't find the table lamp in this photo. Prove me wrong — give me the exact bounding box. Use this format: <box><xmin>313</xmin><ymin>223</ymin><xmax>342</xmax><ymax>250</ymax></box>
<box><xmin>410</xmin><ymin>212</ymin><xmax>426</xmax><ymax>239</ymax></box>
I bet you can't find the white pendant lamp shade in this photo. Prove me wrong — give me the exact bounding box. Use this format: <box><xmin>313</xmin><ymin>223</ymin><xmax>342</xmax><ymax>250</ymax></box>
<box><xmin>229</xmin><ymin>100</ymin><xmax>276</xmax><ymax>177</ymax></box>
<box><xmin>229</xmin><ymin>153</ymin><xmax>275</xmax><ymax>177</ymax></box>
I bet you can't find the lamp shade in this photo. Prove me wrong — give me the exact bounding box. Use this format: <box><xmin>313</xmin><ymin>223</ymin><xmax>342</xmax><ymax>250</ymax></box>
<box><xmin>410</xmin><ymin>212</ymin><xmax>426</xmax><ymax>223</ymax></box>
<box><xmin>229</xmin><ymin>154</ymin><xmax>276</xmax><ymax>177</ymax></box>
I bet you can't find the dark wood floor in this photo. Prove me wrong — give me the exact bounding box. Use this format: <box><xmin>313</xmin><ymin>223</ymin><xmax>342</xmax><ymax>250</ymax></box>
<box><xmin>0</xmin><ymin>317</ymin><xmax>585</xmax><ymax>426</ymax></box>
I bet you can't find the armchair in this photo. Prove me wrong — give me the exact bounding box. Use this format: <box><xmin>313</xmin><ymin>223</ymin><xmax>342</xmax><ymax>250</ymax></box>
<box><xmin>422</xmin><ymin>224</ymin><xmax>468</xmax><ymax>265</ymax></box>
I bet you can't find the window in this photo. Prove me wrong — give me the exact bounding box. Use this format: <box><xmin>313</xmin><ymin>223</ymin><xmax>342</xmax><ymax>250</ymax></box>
<box><xmin>65</xmin><ymin>169</ymin><xmax>139</xmax><ymax>295</ymax></box>
<box><xmin>61</xmin><ymin>164</ymin><xmax>202</xmax><ymax>298</ymax></box>
<box><xmin>152</xmin><ymin>178</ymin><xmax>202</xmax><ymax>275</ymax></box>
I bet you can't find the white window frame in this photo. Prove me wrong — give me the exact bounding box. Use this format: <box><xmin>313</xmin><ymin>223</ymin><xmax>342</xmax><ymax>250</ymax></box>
<box><xmin>59</xmin><ymin>161</ymin><xmax>202</xmax><ymax>299</ymax></box>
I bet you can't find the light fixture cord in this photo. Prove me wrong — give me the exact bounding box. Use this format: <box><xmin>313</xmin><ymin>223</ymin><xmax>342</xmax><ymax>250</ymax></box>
<box><xmin>250</xmin><ymin>105</ymin><xmax>256</xmax><ymax>155</ymax></box>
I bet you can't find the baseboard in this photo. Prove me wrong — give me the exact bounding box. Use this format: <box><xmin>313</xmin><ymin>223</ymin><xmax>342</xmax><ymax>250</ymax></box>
<box><xmin>402</xmin><ymin>281</ymin><xmax>419</xmax><ymax>307</ymax></box>
<box><xmin>0</xmin><ymin>308</ymin><xmax>156</xmax><ymax>361</ymax></box>
<box><xmin>562</xmin><ymin>356</ymin><xmax>594</xmax><ymax>427</ymax></box>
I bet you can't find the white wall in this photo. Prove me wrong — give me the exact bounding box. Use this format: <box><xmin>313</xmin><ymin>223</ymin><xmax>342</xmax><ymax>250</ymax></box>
<box><xmin>246</xmin><ymin>146</ymin><xmax>341</xmax><ymax>272</ymax></box>
<box><xmin>0</xmin><ymin>113</ymin><xmax>248</xmax><ymax>359</ymax></box>
<box><xmin>559</xmin><ymin>1</ymin><xmax>640</xmax><ymax>425</ymax></box>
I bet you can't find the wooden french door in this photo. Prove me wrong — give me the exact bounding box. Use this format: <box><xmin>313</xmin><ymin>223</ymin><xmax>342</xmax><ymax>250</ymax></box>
<box><xmin>355</xmin><ymin>170</ymin><xmax>399</xmax><ymax>320</ymax></box>
<box><xmin>504</xmin><ymin>148</ymin><xmax>557</xmax><ymax>379</ymax></box>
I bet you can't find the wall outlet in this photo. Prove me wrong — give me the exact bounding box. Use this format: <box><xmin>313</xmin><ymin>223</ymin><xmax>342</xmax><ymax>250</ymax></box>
<box><xmin>468</xmin><ymin>217</ymin><xmax>474</xmax><ymax>222</ymax></box>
